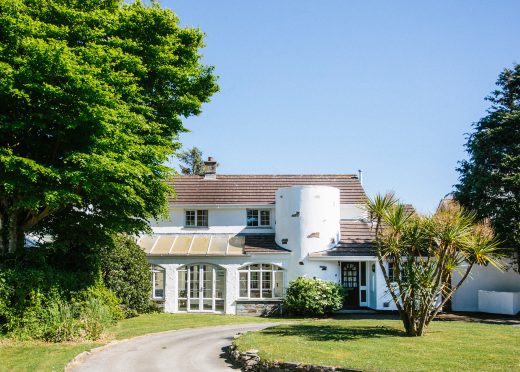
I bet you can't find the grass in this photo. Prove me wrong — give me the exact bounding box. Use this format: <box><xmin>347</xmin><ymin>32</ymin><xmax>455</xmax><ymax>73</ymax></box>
<box><xmin>0</xmin><ymin>313</ymin><xmax>276</xmax><ymax>372</ymax></box>
<box><xmin>234</xmin><ymin>318</ymin><xmax>520</xmax><ymax>372</ymax></box>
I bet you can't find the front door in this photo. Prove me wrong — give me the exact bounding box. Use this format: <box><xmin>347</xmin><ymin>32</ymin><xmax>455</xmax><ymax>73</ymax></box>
<box><xmin>341</xmin><ymin>262</ymin><xmax>360</xmax><ymax>308</ymax></box>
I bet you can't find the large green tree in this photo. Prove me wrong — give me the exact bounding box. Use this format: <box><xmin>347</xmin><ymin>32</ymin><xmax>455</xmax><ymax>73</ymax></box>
<box><xmin>0</xmin><ymin>0</ymin><xmax>218</xmax><ymax>257</ymax></box>
<box><xmin>455</xmin><ymin>64</ymin><xmax>520</xmax><ymax>269</ymax></box>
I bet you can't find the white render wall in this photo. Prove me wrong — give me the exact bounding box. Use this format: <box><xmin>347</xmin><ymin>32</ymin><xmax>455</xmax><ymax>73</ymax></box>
<box><xmin>451</xmin><ymin>261</ymin><xmax>520</xmax><ymax>313</ymax></box>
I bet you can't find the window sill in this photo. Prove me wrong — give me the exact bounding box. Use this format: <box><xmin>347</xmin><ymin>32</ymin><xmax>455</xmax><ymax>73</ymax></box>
<box><xmin>182</xmin><ymin>226</ymin><xmax>210</xmax><ymax>229</ymax></box>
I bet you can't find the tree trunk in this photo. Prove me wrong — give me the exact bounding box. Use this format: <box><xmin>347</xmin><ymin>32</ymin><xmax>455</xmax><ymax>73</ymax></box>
<box><xmin>5</xmin><ymin>210</ymin><xmax>24</xmax><ymax>256</ymax></box>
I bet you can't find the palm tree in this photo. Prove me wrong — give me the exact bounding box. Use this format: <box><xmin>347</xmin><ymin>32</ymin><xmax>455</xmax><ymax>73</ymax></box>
<box><xmin>366</xmin><ymin>193</ymin><xmax>501</xmax><ymax>336</ymax></box>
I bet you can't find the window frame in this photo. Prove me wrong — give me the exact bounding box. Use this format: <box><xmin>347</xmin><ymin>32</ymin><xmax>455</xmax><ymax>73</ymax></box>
<box><xmin>185</xmin><ymin>209</ymin><xmax>209</xmax><ymax>227</ymax></box>
<box><xmin>246</xmin><ymin>209</ymin><xmax>271</xmax><ymax>227</ymax></box>
<box><xmin>238</xmin><ymin>264</ymin><xmax>284</xmax><ymax>299</ymax></box>
<box><xmin>151</xmin><ymin>264</ymin><xmax>165</xmax><ymax>300</ymax></box>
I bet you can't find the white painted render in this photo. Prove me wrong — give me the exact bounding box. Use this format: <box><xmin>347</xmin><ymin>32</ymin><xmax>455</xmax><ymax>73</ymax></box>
<box><xmin>477</xmin><ymin>290</ymin><xmax>520</xmax><ymax>315</ymax></box>
<box><xmin>451</xmin><ymin>261</ymin><xmax>520</xmax><ymax>313</ymax></box>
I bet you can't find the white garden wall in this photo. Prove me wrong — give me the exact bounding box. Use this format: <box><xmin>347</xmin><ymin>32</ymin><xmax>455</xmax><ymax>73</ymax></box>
<box><xmin>451</xmin><ymin>261</ymin><xmax>520</xmax><ymax>313</ymax></box>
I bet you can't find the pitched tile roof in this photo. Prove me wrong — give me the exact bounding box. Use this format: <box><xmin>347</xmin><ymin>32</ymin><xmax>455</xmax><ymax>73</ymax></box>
<box><xmin>311</xmin><ymin>220</ymin><xmax>376</xmax><ymax>257</ymax></box>
<box><xmin>167</xmin><ymin>174</ymin><xmax>366</xmax><ymax>205</ymax></box>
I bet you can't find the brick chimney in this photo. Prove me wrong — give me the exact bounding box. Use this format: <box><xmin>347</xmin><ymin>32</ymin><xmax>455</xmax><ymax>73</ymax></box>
<box><xmin>204</xmin><ymin>157</ymin><xmax>217</xmax><ymax>180</ymax></box>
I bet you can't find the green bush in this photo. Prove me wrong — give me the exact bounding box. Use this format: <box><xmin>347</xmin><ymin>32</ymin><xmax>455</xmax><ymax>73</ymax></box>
<box><xmin>283</xmin><ymin>277</ymin><xmax>343</xmax><ymax>316</ymax></box>
<box><xmin>0</xmin><ymin>268</ymin><xmax>121</xmax><ymax>341</ymax></box>
<box><xmin>98</xmin><ymin>235</ymin><xmax>153</xmax><ymax>316</ymax></box>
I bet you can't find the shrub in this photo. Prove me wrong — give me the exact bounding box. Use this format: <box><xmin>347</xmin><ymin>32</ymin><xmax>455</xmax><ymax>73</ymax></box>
<box><xmin>0</xmin><ymin>268</ymin><xmax>121</xmax><ymax>341</ymax></box>
<box><xmin>98</xmin><ymin>235</ymin><xmax>153</xmax><ymax>316</ymax></box>
<box><xmin>283</xmin><ymin>277</ymin><xmax>343</xmax><ymax>316</ymax></box>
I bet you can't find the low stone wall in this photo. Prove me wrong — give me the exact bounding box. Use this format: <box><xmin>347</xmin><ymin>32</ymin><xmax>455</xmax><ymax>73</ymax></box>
<box><xmin>235</xmin><ymin>300</ymin><xmax>283</xmax><ymax>316</ymax></box>
<box><xmin>225</xmin><ymin>344</ymin><xmax>360</xmax><ymax>371</ymax></box>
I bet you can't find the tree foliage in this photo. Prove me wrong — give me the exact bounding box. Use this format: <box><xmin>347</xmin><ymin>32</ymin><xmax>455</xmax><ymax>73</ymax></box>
<box><xmin>366</xmin><ymin>193</ymin><xmax>501</xmax><ymax>336</ymax></box>
<box><xmin>178</xmin><ymin>146</ymin><xmax>205</xmax><ymax>175</ymax></box>
<box><xmin>98</xmin><ymin>235</ymin><xmax>152</xmax><ymax>316</ymax></box>
<box><xmin>455</xmin><ymin>64</ymin><xmax>520</xmax><ymax>269</ymax></box>
<box><xmin>0</xmin><ymin>0</ymin><xmax>218</xmax><ymax>257</ymax></box>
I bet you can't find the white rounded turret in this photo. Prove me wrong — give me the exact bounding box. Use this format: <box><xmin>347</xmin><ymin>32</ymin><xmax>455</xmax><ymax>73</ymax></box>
<box><xmin>275</xmin><ymin>186</ymin><xmax>340</xmax><ymax>263</ymax></box>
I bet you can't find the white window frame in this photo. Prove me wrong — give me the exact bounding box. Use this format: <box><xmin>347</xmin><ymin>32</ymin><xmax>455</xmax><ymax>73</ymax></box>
<box><xmin>238</xmin><ymin>264</ymin><xmax>284</xmax><ymax>299</ymax></box>
<box><xmin>185</xmin><ymin>209</ymin><xmax>208</xmax><ymax>227</ymax></box>
<box><xmin>246</xmin><ymin>209</ymin><xmax>271</xmax><ymax>227</ymax></box>
<box><xmin>177</xmin><ymin>264</ymin><xmax>226</xmax><ymax>313</ymax></box>
<box><xmin>151</xmin><ymin>264</ymin><xmax>165</xmax><ymax>300</ymax></box>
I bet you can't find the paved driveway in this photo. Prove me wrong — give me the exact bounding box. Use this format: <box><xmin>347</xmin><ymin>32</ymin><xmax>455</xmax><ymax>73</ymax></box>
<box><xmin>69</xmin><ymin>322</ymin><xmax>282</xmax><ymax>372</ymax></box>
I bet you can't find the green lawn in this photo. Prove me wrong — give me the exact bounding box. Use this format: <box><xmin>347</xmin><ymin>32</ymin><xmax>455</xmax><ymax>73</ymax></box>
<box><xmin>1</xmin><ymin>313</ymin><xmax>275</xmax><ymax>372</ymax></box>
<box><xmin>234</xmin><ymin>319</ymin><xmax>520</xmax><ymax>372</ymax></box>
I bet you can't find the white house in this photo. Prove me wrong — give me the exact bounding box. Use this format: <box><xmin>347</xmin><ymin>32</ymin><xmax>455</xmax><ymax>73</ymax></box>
<box><xmin>138</xmin><ymin>157</ymin><xmax>399</xmax><ymax>316</ymax></box>
<box><xmin>139</xmin><ymin>158</ymin><xmax>520</xmax><ymax>316</ymax></box>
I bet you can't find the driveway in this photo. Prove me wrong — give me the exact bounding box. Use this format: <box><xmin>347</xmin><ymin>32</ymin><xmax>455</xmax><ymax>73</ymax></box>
<box><xmin>69</xmin><ymin>322</ymin><xmax>282</xmax><ymax>372</ymax></box>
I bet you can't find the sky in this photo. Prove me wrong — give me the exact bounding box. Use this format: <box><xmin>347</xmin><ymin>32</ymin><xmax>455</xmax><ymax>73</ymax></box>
<box><xmin>162</xmin><ymin>0</ymin><xmax>520</xmax><ymax>214</ymax></box>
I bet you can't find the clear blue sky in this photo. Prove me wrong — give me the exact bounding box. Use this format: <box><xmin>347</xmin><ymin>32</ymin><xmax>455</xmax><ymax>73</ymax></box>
<box><xmin>163</xmin><ymin>0</ymin><xmax>520</xmax><ymax>214</ymax></box>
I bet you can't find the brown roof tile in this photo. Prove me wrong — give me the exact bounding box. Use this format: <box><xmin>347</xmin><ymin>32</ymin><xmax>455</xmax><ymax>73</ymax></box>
<box><xmin>311</xmin><ymin>220</ymin><xmax>376</xmax><ymax>257</ymax></box>
<box><xmin>167</xmin><ymin>175</ymin><xmax>366</xmax><ymax>205</ymax></box>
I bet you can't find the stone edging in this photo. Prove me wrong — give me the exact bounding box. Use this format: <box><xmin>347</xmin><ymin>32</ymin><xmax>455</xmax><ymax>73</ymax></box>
<box><xmin>225</xmin><ymin>339</ymin><xmax>361</xmax><ymax>372</ymax></box>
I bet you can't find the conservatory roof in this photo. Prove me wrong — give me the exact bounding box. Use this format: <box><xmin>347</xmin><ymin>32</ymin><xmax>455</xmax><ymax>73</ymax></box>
<box><xmin>138</xmin><ymin>234</ymin><xmax>290</xmax><ymax>257</ymax></box>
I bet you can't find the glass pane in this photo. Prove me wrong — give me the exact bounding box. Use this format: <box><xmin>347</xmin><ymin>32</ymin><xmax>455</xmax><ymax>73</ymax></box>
<box><xmin>189</xmin><ymin>265</ymin><xmax>200</xmax><ymax>298</ymax></box>
<box><xmin>361</xmin><ymin>262</ymin><xmax>367</xmax><ymax>286</ymax></box>
<box><xmin>203</xmin><ymin>299</ymin><xmax>213</xmax><ymax>311</ymax></box>
<box><xmin>239</xmin><ymin>272</ymin><xmax>248</xmax><ymax>297</ymax></box>
<box><xmin>262</xmin><ymin>272</ymin><xmax>272</xmax><ymax>288</ymax></box>
<box><xmin>250</xmin><ymin>272</ymin><xmax>259</xmax><ymax>289</ymax></box>
<box><xmin>185</xmin><ymin>211</ymin><xmax>195</xmax><ymax>226</ymax></box>
<box><xmin>215</xmin><ymin>300</ymin><xmax>224</xmax><ymax>312</ymax></box>
<box><xmin>361</xmin><ymin>290</ymin><xmax>367</xmax><ymax>303</ymax></box>
<box><xmin>249</xmin><ymin>264</ymin><xmax>260</xmax><ymax>270</ymax></box>
<box><xmin>260</xmin><ymin>210</ymin><xmax>270</xmax><ymax>226</ymax></box>
<box><xmin>178</xmin><ymin>299</ymin><xmax>187</xmax><ymax>311</ymax></box>
<box><xmin>247</xmin><ymin>210</ymin><xmax>259</xmax><ymax>226</ymax></box>
<box><xmin>197</xmin><ymin>210</ymin><xmax>208</xmax><ymax>227</ymax></box>
<box><xmin>203</xmin><ymin>266</ymin><xmax>213</xmax><ymax>298</ymax></box>
<box><xmin>189</xmin><ymin>299</ymin><xmax>199</xmax><ymax>311</ymax></box>
<box><xmin>154</xmin><ymin>270</ymin><xmax>164</xmax><ymax>298</ymax></box>
<box><xmin>178</xmin><ymin>269</ymin><xmax>187</xmax><ymax>298</ymax></box>
<box><xmin>250</xmin><ymin>289</ymin><xmax>261</xmax><ymax>298</ymax></box>
<box><xmin>215</xmin><ymin>270</ymin><xmax>225</xmax><ymax>299</ymax></box>
<box><xmin>261</xmin><ymin>264</ymin><xmax>272</xmax><ymax>270</ymax></box>
<box><xmin>274</xmin><ymin>271</ymin><xmax>284</xmax><ymax>297</ymax></box>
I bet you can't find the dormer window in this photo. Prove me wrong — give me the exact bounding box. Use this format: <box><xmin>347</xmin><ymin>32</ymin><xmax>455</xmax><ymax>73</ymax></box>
<box><xmin>185</xmin><ymin>210</ymin><xmax>208</xmax><ymax>227</ymax></box>
<box><xmin>247</xmin><ymin>209</ymin><xmax>271</xmax><ymax>227</ymax></box>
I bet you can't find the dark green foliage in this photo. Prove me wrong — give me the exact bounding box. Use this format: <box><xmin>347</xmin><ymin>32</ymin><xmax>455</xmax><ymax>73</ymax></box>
<box><xmin>178</xmin><ymin>146</ymin><xmax>205</xmax><ymax>175</ymax></box>
<box><xmin>0</xmin><ymin>0</ymin><xmax>218</xmax><ymax>256</ymax></box>
<box><xmin>455</xmin><ymin>64</ymin><xmax>520</xmax><ymax>269</ymax></box>
<box><xmin>283</xmin><ymin>277</ymin><xmax>343</xmax><ymax>316</ymax></box>
<box><xmin>98</xmin><ymin>235</ymin><xmax>153</xmax><ymax>316</ymax></box>
<box><xmin>0</xmin><ymin>268</ymin><xmax>123</xmax><ymax>341</ymax></box>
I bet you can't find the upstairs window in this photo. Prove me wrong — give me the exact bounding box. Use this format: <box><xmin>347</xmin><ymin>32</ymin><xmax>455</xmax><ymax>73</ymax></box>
<box><xmin>247</xmin><ymin>209</ymin><xmax>271</xmax><ymax>227</ymax></box>
<box><xmin>185</xmin><ymin>210</ymin><xmax>208</xmax><ymax>227</ymax></box>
